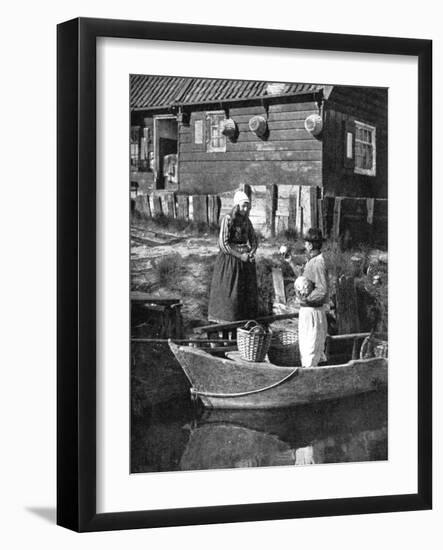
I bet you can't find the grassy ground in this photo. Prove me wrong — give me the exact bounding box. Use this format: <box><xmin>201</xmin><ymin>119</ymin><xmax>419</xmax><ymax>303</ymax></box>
<box><xmin>131</xmin><ymin>215</ymin><xmax>388</xmax><ymax>336</ymax></box>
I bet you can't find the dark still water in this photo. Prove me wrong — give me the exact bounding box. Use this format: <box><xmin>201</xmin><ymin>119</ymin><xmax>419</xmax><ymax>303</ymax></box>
<box><xmin>131</xmin><ymin>389</ymin><xmax>387</xmax><ymax>473</ymax></box>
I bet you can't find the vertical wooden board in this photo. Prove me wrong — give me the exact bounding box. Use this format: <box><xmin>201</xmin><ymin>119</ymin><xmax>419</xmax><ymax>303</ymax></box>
<box><xmin>276</xmin><ymin>187</ymin><xmax>290</xmax><ymax>216</ymax></box>
<box><xmin>276</xmin><ymin>191</ymin><xmax>289</xmax><ymax>234</ymax></box>
<box><xmin>297</xmin><ymin>207</ymin><xmax>303</xmax><ymax>236</ymax></box>
<box><xmin>317</xmin><ymin>198</ymin><xmax>324</xmax><ymax>235</ymax></box>
<box><xmin>134</xmin><ymin>195</ymin><xmax>145</xmax><ymax>217</ymax></box>
<box><xmin>142</xmin><ymin>194</ymin><xmax>151</xmax><ymax>217</ymax></box>
<box><xmin>300</xmin><ymin>186</ymin><xmax>309</xmax><ymax>232</ymax></box>
<box><xmin>215</xmin><ymin>195</ymin><xmax>221</xmax><ymax>225</ymax></box>
<box><xmin>192</xmin><ymin>195</ymin><xmax>208</xmax><ymax>223</ymax></box>
<box><xmin>208</xmin><ymin>195</ymin><xmax>221</xmax><ymax>225</ymax></box>
<box><xmin>322</xmin><ymin>196</ymin><xmax>335</xmax><ymax>238</ymax></box>
<box><xmin>373</xmin><ymin>198</ymin><xmax>388</xmax><ymax>248</ymax></box>
<box><xmin>152</xmin><ymin>193</ymin><xmax>163</xmax><ymax>216</ymax></box>
<box><xmin>310</xmin><ymin>187</ymin><xmax>318</xmax><ymax>230</ymax></box>
<box><xmin>336</xmin><ymin>275</ymin><xmax>360</xmax><ymax>334</ymax></box>
<box><xmin>288</xmin><ymin>194</ymin><xmax>297</xmax><ymax>232</ymax></box>
<box><xmin>159</xmin><ymin>192</ymin><xmax>168</xmax><ymax>216</ymax></box>
<box><xmin>188</xmin><ymin>195</ymin><xmax>194</xmax><ymax>221</ymax></box>
<box><xmin>332</xmin><ymin>197</ymin><xmax>342</xmax><ymax>241</ymax></box>
<box><xmin>164</xmin><ymin>192</ymin><xmax>176</xmax><ymax>218</ymax></box>
<box><xmin>366</xmin><ymin>198</ymin><xmax>375</xmax><ymax>224</ymax></box>
<box><xmin>276</xmin><ymin>213</ymin><xmax>288</xmax><ymax>234</ymax></box>
<box><xmin>248</xmin><ymin>184</ymin><xmax>267</xmax><ymax>234</ymax></box>
<box><xmin>207</xmin><ymin>195</ymin><xmax>216</xmax><ymax>225</ymax></box>
<box><xmin>207</xmin><ymin>195</ymin><xmax>214</xmax><ymax>225</ymax></box>
<box><xmin>265</xmin><ymin>184</ymin><xmax>277</xmax><ymax>236</ymax></box>
<box><xmin>177</xmin><ymin>195</ymin><xmax>189</xmax><ymax>220</ymax></box>
<box><xmin>300</xmin><ymin>186</ymin><xmax>318</xmax><ymax>232</ymax></box>
<box><xmin>272</xmin><ymin>268</ymin><xmax>286</xmax><ymax>305</ymax></box>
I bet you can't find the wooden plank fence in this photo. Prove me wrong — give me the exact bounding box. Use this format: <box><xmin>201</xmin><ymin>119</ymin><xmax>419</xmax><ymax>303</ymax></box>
<box><xmin>133</xmin><ymin>186</ymin><xmax>387</xmax><ymax>247</ymax></box>
<box><xmin>134</xmin><ymin>190</ymin><xmax>222</xmax><ymax>226</ymax></box>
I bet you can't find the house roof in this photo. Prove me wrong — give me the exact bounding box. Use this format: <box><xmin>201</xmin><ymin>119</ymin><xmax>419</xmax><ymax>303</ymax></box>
<box><xmin>130</xmin><ymin>75</ymin><xmax>326</xmax><ymax>110</ymax></box>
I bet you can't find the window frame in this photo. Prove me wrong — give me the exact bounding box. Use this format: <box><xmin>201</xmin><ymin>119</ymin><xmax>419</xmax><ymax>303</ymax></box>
<box><xmin>205</xmin><ymin>110</ymin><xmax>226</xmax><ymax>153</ymax></box>
<box><xmin>354</xmin><ymin>120</ymin><xmax>377</xmax><ymax>176</ymax></box>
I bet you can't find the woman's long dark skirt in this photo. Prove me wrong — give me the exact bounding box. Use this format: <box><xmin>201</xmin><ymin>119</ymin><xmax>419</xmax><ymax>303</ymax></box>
<box><xmin>208</xmin><ymin>252</ymin><xmax>258</xmax><ymax>323</ymax></box>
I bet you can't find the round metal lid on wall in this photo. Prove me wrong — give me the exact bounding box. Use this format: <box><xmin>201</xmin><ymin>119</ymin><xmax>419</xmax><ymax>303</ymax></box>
<box><xmin>304</xmin><ymin>114</ymin><xmax>323</xmax><ymax>136</ymax></box>
<box><xmin>248</xmin><ymin>115</ymin><xmax>268</xmax><ymax>137</ymax></box>
<box><xmin>221</xmin><ymin>118</ymin><xmax>237</xmax><ymax>138</ymax></box>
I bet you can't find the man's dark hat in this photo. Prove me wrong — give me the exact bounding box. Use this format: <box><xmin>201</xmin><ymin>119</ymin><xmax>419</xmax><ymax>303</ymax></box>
<box><xmin>304</xmin><ymin>228</ymin><xmax>324</xmax><ymax>244</ymax></box>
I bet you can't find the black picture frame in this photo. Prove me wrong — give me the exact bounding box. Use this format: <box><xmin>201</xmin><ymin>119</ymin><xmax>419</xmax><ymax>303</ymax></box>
<box><xmin>57</xmin><ymin>17</ymin><xmax>432</xmax><ymax>532</ymax></box>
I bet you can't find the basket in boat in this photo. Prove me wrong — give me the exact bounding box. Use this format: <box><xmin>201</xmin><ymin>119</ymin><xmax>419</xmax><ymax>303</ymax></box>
<box><xmin>360</xmin><ymin>333</ymin><xmax>388</xmax><ymax>359</ymax></box>
<box><xmin>268</xmin><ymin>330</ymin><xmax>301</xmax><ymax>366</ymax></box>
<box><xmin>237</xmin><ymin>321</ymin><xmax>272</xmax><ymax>362</ymax></box>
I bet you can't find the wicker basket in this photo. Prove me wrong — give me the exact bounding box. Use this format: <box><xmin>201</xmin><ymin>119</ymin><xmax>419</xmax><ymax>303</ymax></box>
<box><xmin>237</xmin><ymin>321</ymin><xmax>272</xmax><ymax>362</ymax></box>
<box><xmin>268</xmin><ymin>330</ymin><xmax>301</xmax><ymax>366</ymax></box>
<box><xmin>360</xmin><ymin>333</ymin><xmax>388</xmax><ymax>359</ymax></box>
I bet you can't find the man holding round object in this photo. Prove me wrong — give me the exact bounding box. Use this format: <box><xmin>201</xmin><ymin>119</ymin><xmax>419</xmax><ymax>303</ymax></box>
<box><xmin>294</xmin><ymin>228</ymin><xmax>329</xmax><ymax>367</ymax></box>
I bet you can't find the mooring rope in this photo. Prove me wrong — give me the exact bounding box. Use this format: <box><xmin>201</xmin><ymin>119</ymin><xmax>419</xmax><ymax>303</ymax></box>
<box><xmin>190</xmin><ymin>366</ymin><xmax>300</xmax><ymax>399</ymax></box>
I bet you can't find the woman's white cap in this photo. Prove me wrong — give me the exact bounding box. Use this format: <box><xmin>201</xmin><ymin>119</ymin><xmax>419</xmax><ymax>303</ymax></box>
<box><xmin>233</xmin><ymin>191</ymin><xmax>250</xmax><ymax>206</ymax></box>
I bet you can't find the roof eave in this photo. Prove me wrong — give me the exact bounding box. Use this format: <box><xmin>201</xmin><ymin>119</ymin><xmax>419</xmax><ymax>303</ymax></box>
<box><xmin>131</xmin><ymin>87</ymin><xmax>327</xmax><ymax>112</ymax></box>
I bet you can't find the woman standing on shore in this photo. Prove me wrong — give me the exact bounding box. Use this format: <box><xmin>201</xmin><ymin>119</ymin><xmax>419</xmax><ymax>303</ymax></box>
<box><xmin>208</xmin><ymin>191</ymin><xmax>258</xmax><ymax>323</ymax></box>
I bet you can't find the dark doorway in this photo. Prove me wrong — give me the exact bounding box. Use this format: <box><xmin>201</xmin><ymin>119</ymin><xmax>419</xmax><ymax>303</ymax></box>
<box><xmin>155</xmin><ymin>117</ymin><xmax>178</xmax><ymax>189</ymax></box>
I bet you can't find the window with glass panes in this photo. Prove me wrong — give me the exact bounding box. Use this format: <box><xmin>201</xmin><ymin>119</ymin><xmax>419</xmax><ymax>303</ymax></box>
<box><xmin>355</xmin><ymin>121</ymin><xmax>376</xmax><ymax>176</ymax></box>
<box><xmin>206</xmin><ymin>112</ymin><xmax>226</xmax><ymax>152</ymax></box>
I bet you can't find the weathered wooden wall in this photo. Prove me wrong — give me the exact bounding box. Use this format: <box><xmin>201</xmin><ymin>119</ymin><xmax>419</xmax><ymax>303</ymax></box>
<box><xmin>322</xmin><ymin>87</ymin><xmax>387</xmax><ymax>199</ymax></box>
<box><xmin>323</xmin><ymin>196</ymin><xmax>388</xmax><ymax>248</ymax></box>
<box><xmin>178</xmin><ymin>100</ymin><xmax>323</xmax><ymax>194</ymax></box>
<box><xmin>130</xmin><ymin>115</ymin><xmax>155</xmax><ymax>193</ymax></box>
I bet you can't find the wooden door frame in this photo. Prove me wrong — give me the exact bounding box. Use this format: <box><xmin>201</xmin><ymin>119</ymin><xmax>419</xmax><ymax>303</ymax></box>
<box><xmin>153</xmin><ymin>114</ymin><xmax>178</xmax><ymax>189</ymax></box>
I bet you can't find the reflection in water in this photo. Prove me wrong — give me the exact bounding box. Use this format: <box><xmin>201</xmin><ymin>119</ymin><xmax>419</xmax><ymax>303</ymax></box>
<box><xmin>131</xmin><ymin>390</ymin><xmax>387</xmax><ymax>473</ymax></box>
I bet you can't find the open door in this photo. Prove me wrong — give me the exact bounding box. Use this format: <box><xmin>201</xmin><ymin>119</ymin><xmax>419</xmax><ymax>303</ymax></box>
<box><xmin>154</xmin><ymin>116</ymin><xmax>178</xmax><ymax>189</ymax></box>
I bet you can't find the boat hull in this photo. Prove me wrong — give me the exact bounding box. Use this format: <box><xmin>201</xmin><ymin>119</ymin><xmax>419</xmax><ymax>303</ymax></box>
<box><xmin>169</xmin><ymin>342</ymin><xmax>388</xmax><ymax>409</ymax></box>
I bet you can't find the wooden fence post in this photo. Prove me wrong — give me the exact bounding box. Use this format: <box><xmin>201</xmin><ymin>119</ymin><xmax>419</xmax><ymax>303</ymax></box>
<box><xmin>163</xmin><ymin>192</ymin><xmax>176</xmax><ymax>218</ymax></box>
<box><xmin>134</xmin><ymin>194</ymin><xmax>151</xmax><ymax>218</ymax></box>
<box><xmin>301</xmin><ymin>186</ymin><xmax>318</xmax><ymax>233</ymax></box>
<box><xmin>272</xmin><ymin>268</ymin><xmax>286</xmax><ymax>307</ymax></box>
<box><xmin>266</xmin><ymin>184</ymin><xmax>277</xmax><ymax>236</ymax></box>
<box><xmin>192</xmin><ymin>195</ymin><xmax>208</xmax><ymax>224</ymax></box>
<box><xmin>177</xmin><ymin>195</ymin><xmax>189</xmax><ymax>220</ymax></box>
<box><xmin>332</xmin><ymin>197</ymin><xmax>342</xmax><ymax>241</ymax></box>
<box><xmin>336</xmin><ymin>275</ymin><xmax>360</xmax><ymax>334</ymax></box>
<box><xmin>288</xmin><ymin>193</ymin><xmax>297</xmax><ymax>232</ymax></box>
<box><xmin>151</xmin><ymin>193</ymin><xmax>163</xmax><ymax>217</ymax></box>
<box><xmin>317</xmin><ymin>198</ymin><xmax>324</xmax><ymax>235</ymax></box>
<box><xmin>366</xmin><ymin>197</ymin><xmax>375</xmax><ymax>245</ymax></box>
<box><xmin>208</xmin><ymin>195</ymin><xmax>221</xmax><ymax>225</ymax></box>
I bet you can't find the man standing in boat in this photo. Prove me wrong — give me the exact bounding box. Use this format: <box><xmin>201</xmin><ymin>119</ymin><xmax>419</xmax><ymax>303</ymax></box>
<box><xmin>287</xmin><ymin>228</ymin><xmax>329</xmax><ymax>368</ymax></box>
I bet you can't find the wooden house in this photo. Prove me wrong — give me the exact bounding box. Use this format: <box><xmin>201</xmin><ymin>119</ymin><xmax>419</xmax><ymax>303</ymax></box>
<box><xmin>130</xmin><ymin>75</ymin><xmax>387</xmax><ymax>243</ymax></box>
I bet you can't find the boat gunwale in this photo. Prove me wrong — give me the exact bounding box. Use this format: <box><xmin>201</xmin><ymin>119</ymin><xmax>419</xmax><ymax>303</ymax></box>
<box><xmin>169</xmin><ymin>341</ymin><xmax>388</xmax><ymax>372</ymax></box>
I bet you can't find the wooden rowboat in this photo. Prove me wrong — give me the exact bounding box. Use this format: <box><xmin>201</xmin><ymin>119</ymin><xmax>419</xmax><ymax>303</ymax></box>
<box><xmin>168</xmin><ymin>338</ymin><xmax>387</xmax><ymax>409</ymax></box>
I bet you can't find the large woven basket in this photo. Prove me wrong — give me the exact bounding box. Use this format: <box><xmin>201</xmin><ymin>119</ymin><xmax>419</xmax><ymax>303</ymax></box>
<box><xmin>268</xmin><ymin>330</ymin><xmax>301</xmax><ymax>366</ymax></box>
<box><xmin>237</xmin><ymin>321</ymin><xmax>272</xmax><ymax>362</ymax></box>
